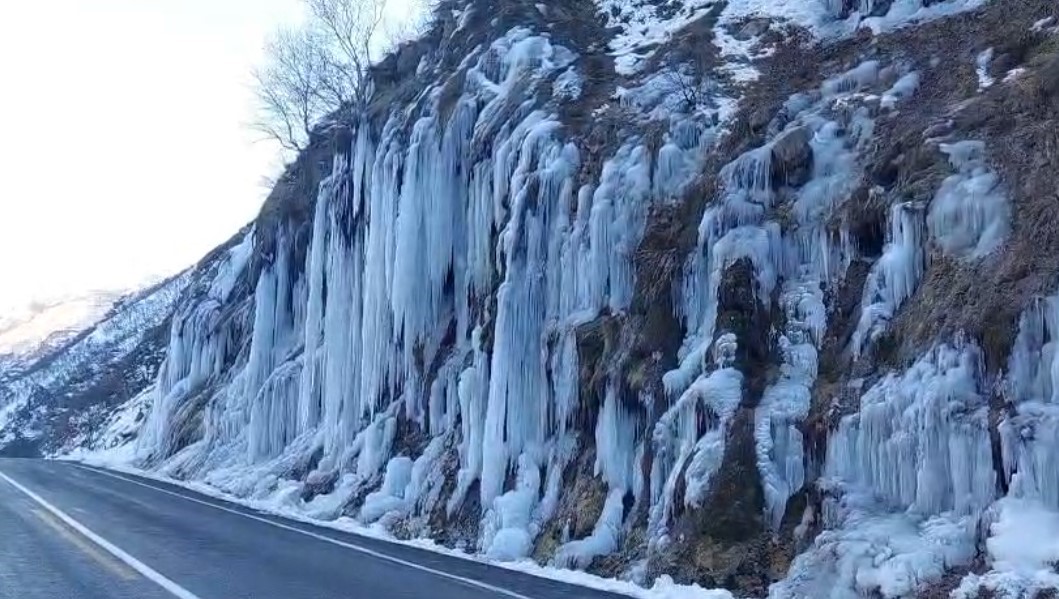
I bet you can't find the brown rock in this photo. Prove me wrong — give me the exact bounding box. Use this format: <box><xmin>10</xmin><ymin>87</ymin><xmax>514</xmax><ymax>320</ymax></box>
<box><xmin>770</xmin><ymin>126</ymin><xmax>814</xmax><ymax>188</ymax></box>
<box><xmin>734</xmin><ymin>18</ymin><xmax>771</xmax><ymax>41</ymax></box>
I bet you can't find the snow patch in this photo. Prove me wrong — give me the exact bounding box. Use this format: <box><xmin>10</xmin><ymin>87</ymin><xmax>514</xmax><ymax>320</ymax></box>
<box><xmin>1032</xmin><ymin>17</ymin><xmax>1056</xmax><ymax>32</ymax></box>
<box><xmin>596</xmin><ymin>0</ymin><xmax>724</xmax><ymax>75</ymax></box>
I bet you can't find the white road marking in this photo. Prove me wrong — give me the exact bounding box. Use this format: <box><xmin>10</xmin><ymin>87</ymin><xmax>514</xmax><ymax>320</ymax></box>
<box><xmin>76</xmin><ymin>465</ymin><xmax>535</xmax><ymax>599</ymax></box>
<box><xmin>0</xmin><ymin>470</ymin><xmax>203</xmax><ymax>599</ymax></box>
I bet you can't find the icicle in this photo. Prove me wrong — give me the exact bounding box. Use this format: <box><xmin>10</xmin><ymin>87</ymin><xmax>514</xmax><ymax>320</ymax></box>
<box><xmin>248</xmin><ymin>359</ymin><xmax>302</xmax><ymax>462</ymax></box>
<box><xmin>649</xmin><ymin>366</ymin><xmax>743</xmax><ymax>547</ymax></box>
<box><xmin>595</xmin><ymin>385</ymin><xmax>640</xmax><ymax>492</ymax></box>
<box><xmin>357</xmin><ymin>115</ymin><xmax>402</xmax><ymax>420</ymax></box>
<box><xmin>1001</xmin><ymin>294</ymin><xmax>1059</xmax><ymax>510</ymax></box>
<box><xmin>852</xmin><ymin>202</ymin><xmax>926</xmax><ymax>358</ymax></box>
<box><xmin>756</xmin><ymin>329</ymin><xmax>817</xmax><ymax>530</ymax></box>
<box><xmin>826</xmin><ymin>343</ymin><xmax>996</xmax><ymax>516</ymax></box>
<box><xmin>821</xmin><ymin>61</ymin><xmax>880</xmax><ymax>96</ymax></box>
<box><xmin>297</xmin><ymin>162</ymin><xmax>333</xmax><ymax>434</ymax></box>
<box><xmin>451</xmin><ymin>328</ymin><xmax>489</xmax><ymax>512</ymax></box>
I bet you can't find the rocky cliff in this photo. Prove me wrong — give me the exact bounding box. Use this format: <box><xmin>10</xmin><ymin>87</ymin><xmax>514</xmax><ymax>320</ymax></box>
<box><xmin>4</xmin><ymin>0</ymin><xmax>1059</xmax><ymax>597</ymax></box>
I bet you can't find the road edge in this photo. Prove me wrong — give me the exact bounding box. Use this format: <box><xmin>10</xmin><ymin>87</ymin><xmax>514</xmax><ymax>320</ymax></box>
<box><xmin>0</xmin><ymin>468</ymin><xmax>203</xmax><ymax>599</ymax></box>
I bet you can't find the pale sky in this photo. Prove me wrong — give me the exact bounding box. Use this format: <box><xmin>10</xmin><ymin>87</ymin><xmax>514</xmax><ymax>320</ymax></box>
<box><xmin>0</xmin><ymin>0</ymin><xmax>416</xmax><ymax>312</ymax></box>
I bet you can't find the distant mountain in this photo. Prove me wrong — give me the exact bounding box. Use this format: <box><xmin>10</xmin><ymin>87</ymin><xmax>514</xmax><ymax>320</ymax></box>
<box><xmin>0</xmin><ymin>274</ymin><xmax>193</xmax><ymax>456</ymax></box>
<box><xmin>0</xmin><ymin>290</ymin><xmax>125</xmax><ymax>369</ymax></box>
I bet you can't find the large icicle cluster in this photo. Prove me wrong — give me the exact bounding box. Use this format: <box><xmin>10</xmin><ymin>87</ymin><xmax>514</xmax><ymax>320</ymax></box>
<box><xmin>132</xmin><ymin>24</ymin><xmax>722</xmax><ymax>564</ymax></box>
<box><xmin>650</xmin><ymin>58</ymin><xmax>916</xmax><ymax>548</ymax></box>
<box><xmin>774</xmin><ymin>341</ymin><xmax>994</xmax><ymax>599</ymax></box>
<box><xmin>826</xmin><ymin>342</ymin><xmax>995</xmax><ymax>517</ymax></box>
<box><xmin>779</xmin><ymin>271</ymin><xmax>1059</xmax><ymax>598</ymax></box>
<box><xmin>786</xmin><ymin>287</ymin><xmax>1059</xmax><ymax>599</ymax></box>
<box><xmin>955</xmin><ymin>294</ymin><xmax>1059</xmax><ymax>598</ymax></box>
<box><xmin>137</xmin><ymin>231</ymin><xmax>257</xmax><ymax>463</ymax></box>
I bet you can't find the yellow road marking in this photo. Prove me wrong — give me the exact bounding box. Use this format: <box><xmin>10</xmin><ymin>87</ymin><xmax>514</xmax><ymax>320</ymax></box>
<box><xmin>30</xmin><ymin>508</ymin><xmax>138</xmax><ymax>581</ymax></box>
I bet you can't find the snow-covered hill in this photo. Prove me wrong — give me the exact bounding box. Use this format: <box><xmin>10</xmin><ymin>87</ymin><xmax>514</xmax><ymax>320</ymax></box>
<box><xmin>7</xmin><ymin>0</ymin><xmax>1059</xmax><ymax>597</ymax></box>
<box><xmin>0</xmin><ymin>274</ymin><xmax>194</xmax><ymax>456</ymax></box>
<box><xmin>0</xmin><ymin>291</ymin><xmax>124</xmax><ymax>370</ymax></box>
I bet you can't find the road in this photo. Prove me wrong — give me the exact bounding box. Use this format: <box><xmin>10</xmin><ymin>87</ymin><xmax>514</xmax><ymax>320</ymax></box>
<box><xmin>0</xmin><ymin>459</ymin><xmax>624</xmax><ymax>599</ymax></box>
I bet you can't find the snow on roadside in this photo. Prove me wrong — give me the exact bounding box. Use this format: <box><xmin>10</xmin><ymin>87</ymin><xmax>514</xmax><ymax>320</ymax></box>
<box><xmin>62</xmin><ymin>450</ymin><xmax>734</xmax><ymax>599</ymax></box>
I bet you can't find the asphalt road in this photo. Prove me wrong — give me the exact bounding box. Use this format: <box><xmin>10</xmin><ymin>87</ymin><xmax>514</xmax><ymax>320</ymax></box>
<box><xmin>0</xmin><ymin>459</ymin><xmax>624</xmax><ymax>599</ymax></box>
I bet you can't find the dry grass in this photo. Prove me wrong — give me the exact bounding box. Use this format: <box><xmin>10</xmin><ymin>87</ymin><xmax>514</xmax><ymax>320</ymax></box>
<box><xmin>816</xmin><ymin>0</ymin><xmax>1059</xmax><ymax>371</ymax></box>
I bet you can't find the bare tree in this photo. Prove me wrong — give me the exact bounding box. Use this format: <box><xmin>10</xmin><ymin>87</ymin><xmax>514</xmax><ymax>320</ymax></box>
<box><xmin>306</xmin><ymin>0</ymin><xmax>387</xmax><ymax>107</ymax></box>
<box><xmin>658</xmin><ymin>64</ymin><xmax>721</xmax><ymax>116</ymax></box>
<box><xmin>252</xmin><ymin>27</ymin><xmax>337</xmax><ymax>152</ymax></box>
<box><xmin>252</xmin><ymin>0</ymin><xmax>389</xmax><ymax>153</ymax></box>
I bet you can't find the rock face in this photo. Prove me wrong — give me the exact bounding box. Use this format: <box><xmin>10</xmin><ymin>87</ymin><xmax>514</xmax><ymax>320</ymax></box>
<box><xmin>5</xmin><ymin>0</ymin><xmax>1059</xmax><ymax>597</ymax></box>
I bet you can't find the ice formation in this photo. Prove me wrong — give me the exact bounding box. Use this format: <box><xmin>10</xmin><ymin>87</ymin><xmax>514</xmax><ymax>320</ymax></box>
<box><xmin>928</xmin><ymin>140</ymin><xmax>1009</xmax><ymax>259</ymax></box>
<box><xmin>657</xmin><ymin>61</ymin><xmax>898</xmax><ymax>541</ymax></box>
<box><xmin>650</xmin><ymin>364</ymin><xmax>744</xmax><ymax>547</ymax></box>
<box><xmin>977</xmin><ymin>48</ymin><xmax>996</xmax><ymax>90</ymax></box>
<box><xmin>123</xmin><ymin>25</ymin><xmax>721</xmax><ymax>566</ymax></box>
<box><xmin>955</xmin><ymin>294</ymin><xmax>1059</xmax><ymax>597</ymax></box>
<box><xmin>1003</xmin><ymin>296</ymin><xmax>1059</xmax><ymax>509</ymax></box>
<box><xmin>33</xmin><ymin>1</ymin><xmax>1057</xmax><ymax>597</ymax></box>
<box><xmin>774</xmin><ymin>342</ymin><xmax>993</xmax><ymax>598</ymax></box>
<box><xmin>827</xmin><ymin>342</ymin><xmax>995</xmax><ymax>516</ymax></box>
<box><xmin>772</xmin><ymin>489</ymin><xmax>980</xmax><ymax>599</ymax></box>
<box><xmin>954</xmin><ymin>498</ymin><xmax>1059</xmax><ymax>598</ymax></box>
<box><xmin>881</xmin><ymin>71</ymin><xmax>921</xmax><ymax>109</ymax></box>
<box><xmin>851</xmin><ymin>202</ymin><xmax>926</xmax><ymax>358</ymax></box>
<box><xmin>781</xmin><ymin>288</ymin><xmax>1059</xmax><ymax>598</ymax></box>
